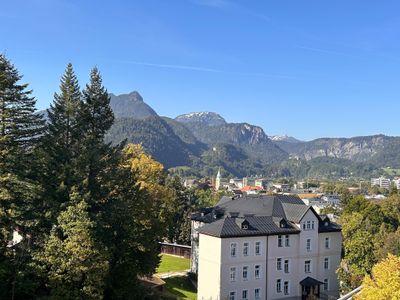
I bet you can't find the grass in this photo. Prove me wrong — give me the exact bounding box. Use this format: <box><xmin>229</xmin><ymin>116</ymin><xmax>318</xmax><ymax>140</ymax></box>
<box><xmin>163</xmin><ymin>276</ymin><xmax>197</xmax><ymax>300</ymax></box>
<box><xmin>382</xmin><ymin>167</ymin><xmax>400</xmax><ymax>176</ymax></box>
<box><xmin>156</xmin><ymin>254</ymin><xmax>190</xmax><ymax>274</ymax></box>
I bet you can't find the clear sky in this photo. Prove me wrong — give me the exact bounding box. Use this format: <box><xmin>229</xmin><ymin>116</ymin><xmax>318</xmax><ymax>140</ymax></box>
<box><xmin>1</xmin><ymin>0</ymin><xmax>400</xmax><ymax>140</ymax></box>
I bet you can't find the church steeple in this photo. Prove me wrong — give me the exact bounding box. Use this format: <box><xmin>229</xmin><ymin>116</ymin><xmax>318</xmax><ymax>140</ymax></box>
<box><xmin>215</xmin><ymin>168</ymin><xmax>221</xmax><ymax>190</ymax></box>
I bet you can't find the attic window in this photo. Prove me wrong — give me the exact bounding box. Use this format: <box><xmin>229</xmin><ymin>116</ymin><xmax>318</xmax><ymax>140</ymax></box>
<box><xmin>242</xmin><ymin>224</ymin><xmax>249</xmax><ymax>230</ymax></box>
<box><xmin>324</xmin><ymin>221</ymin><xmax>329</xmax><ymax>227</ymax></box>
<box><xmin>280</xmin><ymin>220</ymin><xmax>287</xmax><ymax>228</ymax></box>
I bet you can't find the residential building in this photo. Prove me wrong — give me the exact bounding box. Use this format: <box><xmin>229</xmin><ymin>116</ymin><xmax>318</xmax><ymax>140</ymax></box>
<box><xmin>254</xmin><ymin>179</ymin><xmax>273</xmax><ymax>190</ymax></box>
<box><xmin>230</xmin><ymin>178</ymin><xmax>244</xmax><ymax>189</ymax></box>
<box><xmin>321</xmin><ymin>194</ymin><xmax>341</xmax><ymax>206</ymax></box>
<box><xmin>393</xmin><ymin>178</ymin><xmax>400</xmax><ymax>190</ymax></box>
<box><xmin>191</xmin><ymin>195</ymin><xmax>342</xmax><ymax>300</ymax></box>
<box><xmin>241</xmin><ymin>185</ymin><xmax>263</xmax><ymax>195</ymax></box>
<box><xmin>371</xmin><ymin>177</ymin><xmax>391</xmax><ymax>189</ymax></box>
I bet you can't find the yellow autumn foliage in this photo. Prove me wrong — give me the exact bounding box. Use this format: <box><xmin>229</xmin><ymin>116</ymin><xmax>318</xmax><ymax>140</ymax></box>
<box><xmin>122</xmin><ymin>144</ymin><xmax>174</xmax><ymax>223</ymax></box>
<box><xmin>355</xmin><ymin>254</ymin><xmax>400</xmax><ymax>300</ymax></box>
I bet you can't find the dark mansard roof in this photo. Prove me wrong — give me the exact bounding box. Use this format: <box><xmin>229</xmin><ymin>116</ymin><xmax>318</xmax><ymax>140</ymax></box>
<box><xmin>192</xmin><ymin>194</ymin><xmax>341</xmax><ymax>238</ymax></box>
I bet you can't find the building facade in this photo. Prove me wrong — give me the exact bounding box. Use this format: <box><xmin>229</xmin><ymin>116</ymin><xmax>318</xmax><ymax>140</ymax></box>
<box><xmin>191</xmin><ymin>195</ymin><xmax>342</xmax><ymax>300</ymax></box>
<box><xmin>371</xmin><ymin>177</ymin><xmax>391</xmax><ymax>189</ymax></box>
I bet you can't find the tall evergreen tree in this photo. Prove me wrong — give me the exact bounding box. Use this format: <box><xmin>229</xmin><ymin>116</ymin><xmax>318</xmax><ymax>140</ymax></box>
<box><xmin>0</xmin><ymin>54</ymin><xmax>44</xmax><ymax>173</ymax></box>
<box><xmin>0</xmin><ymin>54</ymin><xmax>45</xmax><ymax>299</ymax></box>
<box><xmin>79</xmin><ymin>67</ymin><xmax>114</xmax><ymax>207</ymax></box>
<box><xmin>43</xmin><ymin>63</ymin><xmax>83</xmax><ymax>217</ymax></box>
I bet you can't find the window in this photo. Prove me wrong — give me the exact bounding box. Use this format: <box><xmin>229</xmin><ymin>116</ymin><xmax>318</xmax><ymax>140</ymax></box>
<box><xmin>325</xmin><ymin>237</ymin><xmax>330</xmax><ymax>249</ymax></box>
<box><xmin>276</xmin><ymin>279</ymin><xmax>282</xmax><ymax>293</ymax></box>
<box><xmin>255</xmin><ymin>265</ymin><xmax>260</xmax><ymax>279</ymax></box>
<box><xmin>277</xmin><ymin>258</ymin><xmax>282</xmax><ymax>271</ymax></box>
<box><xmin>254</xmin><ymin>288</ymin><xmax>260</xmax><ymax>299</ymax></box>
<box><xmin>311</xmin><ymin>220</ymin><xmax>315</xmax><ymax>230</ymax></box>
<box><xmin>230</xmin><ymin>267</ymin><xmax>236</xmax><ymax>282</ymax></box>
<box><xmin>278</xmin><ymin>235</ymin><xmax>283</xmax><ymax>247</ymax></box>
<box><xmin>302</xmin><ymin>222</ymin><xmax>306</xmax><ymax>230</ymax></box>
<box><xmin>323</xmin><ymin>278</ymin><xmax>329</xmax><ymax>291</ymax></box>
<box><xmin>324</xmin><ymin>257</ymin><xmax>329</xmax><ymax>270</ymax></box>
<box><xmin>231</xmin><ymin>243</ymin><xmax>237</xmax><ymax>257</ymax></box>
<box><xmin>255</xmin><ymin>241</ymin><xmax>261</xmax><ymax>255</ymax></box>
<box><xmin>243</xmin><ymin>242</ymin><xmax>249</xmax><ymax>256</ymax></box>
<box><xmin>242</xmin><ymin>266</ymin><xmax>248</xmax><ymax>280</ymax></box>
<box><xmin>306</xmin><ymin>239</ymin><xmax>311</xmax><ymax>252</ymax></box>
<box><xmin>284</xmin><ymin>281</ymin><xmax>289</xmax><ymax>295</ymax></box>
<box><xmin>284</xmin><ymin>260</ymin><xmax>289</xmax><ymax>273</ymax></box>
<box><xmin>285</xmin><ymin>235</ymin><xmax>290</xmax><ymax>247</ymax></box>
<box><xmin>306</xmin><ymin>221</ymin><xmax>311</xmax><ymax>230</ymax></box>
<box><xmin>305</xmin><ymin>260</ymin><xmax>311</xmax><ymax>273</ymax></box>
<box><xmin>242</xmin><ymin>290</ymin><xmax>248</xmax><ymax>300</ymax></box>
<box><xmin>229</xmin><ymin>291</ymin><xmax>236</xmax><ymax>300</ymax></box>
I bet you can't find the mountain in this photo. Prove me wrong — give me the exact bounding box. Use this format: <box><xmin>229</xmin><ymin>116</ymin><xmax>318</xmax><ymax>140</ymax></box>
<box><xmin>38</xmin><ymin>89</ymin><xmax>400</xmax><ymax>178</ymax></box>
<box><xmin>175</xmin><ymin>112</ymin><xmax>226</xmax><ymax>126</ymax></box>
<box><xmin>270</xmin><ymin>135</ymin><xmax>302</xmax><ymax>143</ymax></box>
<box><xmin>279</xmin><ymin>135</ymin><xmax>395</xmax><ymax>163</ymax></box>
<box><xmin>175</xmin><ymin>119</ymin><xmax>288</xmax><ymax>163</ymax></box>
<box><xmin>105</xmin><ymin>116</ymin><xmax>198</xmax><ymax>168</ymax></box>
<box><xmin>109</xmin><ymin>91</ymin><xmax>158</xmax><ymax>119</ymax></box>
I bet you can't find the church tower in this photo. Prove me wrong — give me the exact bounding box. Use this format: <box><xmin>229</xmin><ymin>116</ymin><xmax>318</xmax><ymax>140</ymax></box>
<box><xmin>215</xmin><ymin>168</ymin><xmax>221</xmax><ymax>191</ymax></box>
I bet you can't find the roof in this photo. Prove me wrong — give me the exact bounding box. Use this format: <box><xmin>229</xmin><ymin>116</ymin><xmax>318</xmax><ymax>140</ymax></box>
<box><xmin>192</xmin><ymin>194</ymin><xmax>341</xmax><ymax>237</ymax></box>
<box><xmin>300</xmin><ymin>277</ymin><xmax>324</xmax><ymax>287</ymax></box>
<box><xmin>197</xmin><ymin>216</ymin><xmax>300</xmax><ymax>238</ymax></box>
<box><xmin>240</xmin><ymin>185</ymin><xmax>263</xmax><ymax>192</ymax></box>
<box><xmin>296</xmin><ymin>193</ymin><xmax>322</xmax><ymax>199</ymax></box>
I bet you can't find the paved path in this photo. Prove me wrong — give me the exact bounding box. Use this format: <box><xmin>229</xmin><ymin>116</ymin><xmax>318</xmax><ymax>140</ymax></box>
<box><xmin>155</xmin><ymin>269</ymin><xmax>190</xmax><ymax>279</ymax></box>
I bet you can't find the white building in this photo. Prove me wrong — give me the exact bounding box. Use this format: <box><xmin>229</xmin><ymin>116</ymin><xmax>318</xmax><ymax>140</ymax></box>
<box><xmin>371</xmin><ymin>177</ymin><xmax>391</xmax><ymax>189</ymax></box>
<box><xmin>191</xmin><ymin>195</ymin><xmax>342</xmax><ymax>300</ymax></box>
<box><xmin>393</xmin><ymin>178</ymin><xmax>400</xmax><ymax>190</ymax></box>
<box><xmin>321</xmin><ymin>194</ymin><xmax>341</xmax><ymax>206</ymax></box>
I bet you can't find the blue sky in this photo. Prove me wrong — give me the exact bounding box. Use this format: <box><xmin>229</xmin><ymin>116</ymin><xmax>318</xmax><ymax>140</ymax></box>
<box><xmin>1</xmin><ymin>0</ymin><xmax>400</xmax><ymax>140</ymax></box>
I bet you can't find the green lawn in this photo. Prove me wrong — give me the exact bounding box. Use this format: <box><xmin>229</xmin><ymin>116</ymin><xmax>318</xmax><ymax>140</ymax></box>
<box><xmin>164</xmin><ymin>276</ymin><xmax>197</xmax><ymax>300</ymax></box>
<box><xmin>383</xmin><ymin>167</ymin><xmax>400</xmax><ymax>176</ymax></box>
<box><xmin>156</xmin><ymin>254</ymin><xmax>190</xmax><ymax>274</ymax></box>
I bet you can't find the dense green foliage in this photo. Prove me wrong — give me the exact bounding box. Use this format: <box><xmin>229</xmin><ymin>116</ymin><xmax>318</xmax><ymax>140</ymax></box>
<box><xmin>0</xmin><ymin>54</ymin><xmax>45</xmax><ymax>299</ymax></box>
<box><xmin>338</xmin><ymin>194</ymin><xmax>400</xmax><ymax>292</ymax></box>
<box><xmin>0</xmin><ymin>56</ymin><xmax>197</xmax><ymax>299</ymax></box>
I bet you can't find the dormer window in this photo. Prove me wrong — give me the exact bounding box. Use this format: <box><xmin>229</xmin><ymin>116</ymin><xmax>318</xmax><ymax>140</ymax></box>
<box><xmin>280</xmin><ymin>219</ymin><xmax>287</xmax><ymax>228</ymax></box>
<box><xmin>241</xmin><ymin>220</ymin><xmax>250</xmax><ymax>230</ymax></box>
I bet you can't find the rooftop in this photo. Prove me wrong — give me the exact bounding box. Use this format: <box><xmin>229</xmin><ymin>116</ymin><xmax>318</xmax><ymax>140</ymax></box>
<box><xmin>192</xmin><ymin>195</ymin><xmax>341</xmax><ymax>238</ymax></box>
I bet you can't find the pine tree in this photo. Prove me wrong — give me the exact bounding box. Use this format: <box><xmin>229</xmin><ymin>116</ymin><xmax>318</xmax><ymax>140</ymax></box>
<box><xmin>43</xmin><ymin>63</ymin><xmax>83</xmax><ymax>217</ymax></box>
<box><xmin>79</xmin><ymin>67</ymin><xmax>114</xmax><ymax>207</ymax></box>
<box><xmin>166</xmin><ymin>175</ymin><xmax>194</xmax><ymax>244</ymax></box>
<box><xmin>0</xmin><ymin>54</ymin><xmax>44</xmax><ymax>174</ymax></box>
<box><xmin>0</xmin><ymin>54</ymin><xmax>45</xmax><ymax>299</ymax></box>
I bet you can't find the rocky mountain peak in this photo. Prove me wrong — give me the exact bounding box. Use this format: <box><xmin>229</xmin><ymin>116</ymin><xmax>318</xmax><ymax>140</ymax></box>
<box><xmin>175</xmin><ymin>112</ymin><xmax>227</xmax><ymax>126</ymax></box>
<box><xmin>109</xmin><ymin>91</ymin><xmax>157</xmax><ymax>119</ymax></box>
<box><xmin>270</xmin><ymin>135</ymin><xmax>301</xmax><ymax>143</ymax></box>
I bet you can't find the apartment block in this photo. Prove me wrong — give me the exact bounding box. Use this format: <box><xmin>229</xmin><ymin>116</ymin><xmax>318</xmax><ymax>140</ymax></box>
<box><xmin>191</xmin><ymin>195</ymin><xmax>342</xmax><ymax>300</ymax></box>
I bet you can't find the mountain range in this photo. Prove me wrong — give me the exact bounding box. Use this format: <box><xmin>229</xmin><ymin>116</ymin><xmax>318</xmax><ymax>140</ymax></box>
<box><xmin>38</xmin><ymin>91</ymin><xmax>396</xmax><ymax>179</ymax></box>
<box><xmin>101</xmin><ymin>91</ymin><xmax>400</xmax><ymax>179</ymax></box>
